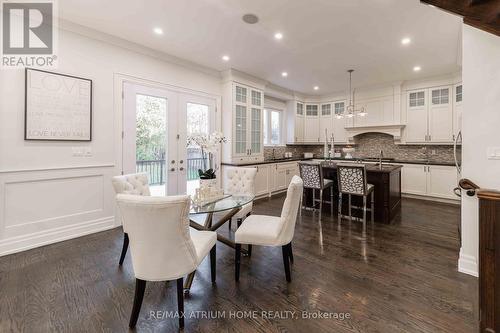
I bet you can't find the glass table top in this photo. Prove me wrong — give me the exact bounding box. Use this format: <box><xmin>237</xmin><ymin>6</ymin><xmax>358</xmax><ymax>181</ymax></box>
<box><xmin>190</xmin><ymin>194</ymin><xmax>254</xmax><ymax>215</ymax></box>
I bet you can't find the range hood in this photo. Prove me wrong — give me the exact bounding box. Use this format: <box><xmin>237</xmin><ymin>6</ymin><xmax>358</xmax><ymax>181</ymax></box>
<box><xmin>345</xmin><ymin>124</ymin><xmax>406</xmax><ymax>143</ymax></box>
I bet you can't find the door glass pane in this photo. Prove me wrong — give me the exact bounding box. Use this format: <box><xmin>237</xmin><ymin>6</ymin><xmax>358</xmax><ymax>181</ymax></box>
<box><xmin>334</xmin><ymin>102</ymin><xmax>345</xmax><ymax>115</ymax></box>
<box><xmin>322</xmin><ymin>104</ymin><xmax>331</xmax><ymax>116</ymax></box>
<box><xmin>251</xmin><ymin>90</ymin><xmax>261</xmax><ymax>106</ymax></box>
<box><xmin>235</xmin><ymin>86</ymin><xmax>247</xmax><ymax>103</ymax></box>
<box><xmin>186</xmin><ymin>103</ymin><xmax>210</xmax><ymax>195</ymax></box>
<box><xmin>306</xmin><ymin>104</ymin><xmax>318</xmax><ymax>116</ymax></box>
<box><xmin>297</xmin><ymin>103</ymin><xmax>303</xmax><ymax>115</ymax></box>
<box><xmin>235</xmin><ymin>105</ymin><xmax>247</xmax><ymax>154</ymax></box>
<box><xmin>135</xmin><ymin>94</ymin><xmax>167</xmax><ymax>196</ymax></box>
<box><xmin>263</xmin><ymin>109</ymin><xmax>268</xmax><ymax>144</ymax></box>
<box><xmin>271</xmin><ymin>110</ymin><xmax>280</xmax><ymax>144</ymax></box>
<box><xmin>251</xmin><ymin>108</ymin><xmax>261</xmax><ymax>153</ymax></box>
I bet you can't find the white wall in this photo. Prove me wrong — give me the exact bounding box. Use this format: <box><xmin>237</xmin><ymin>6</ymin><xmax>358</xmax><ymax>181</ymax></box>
<box><xmin>460</xmin><ymin>25</ymin><xmax>500</xmax><ymax>276</ymax></box>
<box><xmin>0</xmin><ymin>26</ymin><xmax>221</xmax><ymax>256</ymax></box>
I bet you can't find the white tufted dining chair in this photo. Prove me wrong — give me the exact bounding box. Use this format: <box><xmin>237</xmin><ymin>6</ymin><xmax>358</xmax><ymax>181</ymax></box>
<box><xmin>221</xmin><ymin>166</ymin><xmax>257</xmax><ymax>231</ymax></box>
<box><xmin>116</xmin><ymin>194</ymin><xmax>217</xmax><ymax>329</ymax></box>
<box><xmin>234</xmin><ymin>176</ymin><xmax>303</xmax><ymax>283</ymax></box>
<box><xmin>112</xmin><ymin>173</ymin><xmax>151</xmax><ymax>266</ymax></box>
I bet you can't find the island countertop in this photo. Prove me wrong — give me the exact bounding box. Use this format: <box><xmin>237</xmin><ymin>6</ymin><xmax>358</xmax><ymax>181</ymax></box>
<box><xmin>319</xmin><ymin>161</ymin><xmax>403</xmax><ymax>173</ymax></box>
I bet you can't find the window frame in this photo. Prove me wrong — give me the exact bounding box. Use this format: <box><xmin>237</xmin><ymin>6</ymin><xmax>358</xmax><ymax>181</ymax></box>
<box><xmin>263</xmin><ymin>107</ymin><xmax>285</xmax><ymax>146</ymax></box>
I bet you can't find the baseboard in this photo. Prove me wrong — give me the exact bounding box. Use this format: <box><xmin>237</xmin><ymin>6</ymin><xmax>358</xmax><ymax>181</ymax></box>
<box><xmin>402</xmin><ymin>193</ymin><xmax>460</xmax><ymax>205</ymax></box>
<box><xmin>458</xmin><ymin>251</ymin><xmax>479</xmax><ymax>277</ymax></box>
<box><xmin>0</xmin><ymin>216</ymin><xmax>116</xmax><ymax>257</ymax></box>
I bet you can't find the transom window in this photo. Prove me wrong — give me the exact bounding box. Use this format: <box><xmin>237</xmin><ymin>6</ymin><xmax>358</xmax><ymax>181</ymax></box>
<box><xmin>263</xmin><ymin>108</ymin><xmax>283</xmax><ymax>145</ymax></box>
<box><xmin>235</xmin><ymin>86</ymin><xmax>247</xmax><ymax>103</ymax></box>
<box><xmin>456</xmin><ymin>85</ymin><xmax>462</xmax><ymax>103</ymax></box>
<box><xmin>306</xmin><ymin>104</ymin><xmax>318</xmax><ymax>116</ymax></box>
<box><xmin>409</xmin><ymin>91</ymin><xmax>425</xmax><ymax>107</ymax></box>
<box><xmin>431</xmin><ymin>88</ymin><xmax>449</xmax><ymax>105</ymax></box>
<box><xmin>321</xmin><ymin>104</ymin><xmax>331</xmax><ymax>116</ymax></box>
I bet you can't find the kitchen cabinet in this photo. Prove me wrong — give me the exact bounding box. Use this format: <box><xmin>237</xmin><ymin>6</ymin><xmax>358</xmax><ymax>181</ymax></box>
<box><xmin>453</xmin><ymin>83</ymin><xmax>462</xmax><ymax>139</ymax></box>
<box><xmin>254</xmin><ymin>164</ymin><xmax>270</xmax><ymax>197</ymax></box>
<box><xmin>405</xmin><ymin>86</ymin><xmax>454</xmax><ymax>144</ymax></box>
<box><xmin>401</xmin><ymin>163</ymin><xmax>458</xmax><ymax>200</ymax></box>
<box><xmin>333</xmin><ymin>101</ymin><xmax>348</xmax><ymax>143</ymax></box>
<box><xmin>274</xmin><ymin>162</ymin><xmax>298</xmax><ymax>191</ymax></box>
<box><xmin>222</xmin><ymin>81</ymin><xmax>264</xmax><ymax>163</ymax></box>
<box><xmin>319</xmin><ymin>103</ymin><xmax>333</xmax><ymax>141</ymax></box>
<box><xmin>286</xmin><ymin>101</ymin><xmax>304</xmax><ymax>143</ymax></box>
<box><xmin>304</xmin><ymin>104</ymin><xmax>320</xmax><ymax>143</ymax></box>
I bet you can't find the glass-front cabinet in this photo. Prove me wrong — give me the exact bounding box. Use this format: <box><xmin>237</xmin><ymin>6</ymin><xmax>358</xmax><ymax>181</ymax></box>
<box><xmin>225</xmin><ymin>82</ymin><xmax>263</xmax><ymax>162</ymax></box>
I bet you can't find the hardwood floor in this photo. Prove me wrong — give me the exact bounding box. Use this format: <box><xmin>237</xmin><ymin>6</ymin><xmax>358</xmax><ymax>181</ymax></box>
<box><xmin>0</xmin><ymin>197</ymin><xmax>477</xmax><ymax>332</ymax></box>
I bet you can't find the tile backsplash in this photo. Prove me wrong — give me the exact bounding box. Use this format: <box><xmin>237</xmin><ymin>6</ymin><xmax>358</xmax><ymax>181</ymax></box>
<box><xmin>264</xmin><ymin>133</ymin><xmax>459</xmax><ymax>163</ymax></box>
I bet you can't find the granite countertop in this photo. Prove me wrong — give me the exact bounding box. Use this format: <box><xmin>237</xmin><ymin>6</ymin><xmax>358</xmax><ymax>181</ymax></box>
<box><xmin>221</xmin><ymin>157</ymin><xmax>313</xmax><ymax>167</ymax></box>
<box><xmin>321</xmin><ymin>161</ymin><xmax>403</xmax><ymax>173</ymax></box>
<box><xmin>327</xmin><ymin>157</ymin><xmax>455</xmax><ymax>166</ymax></box>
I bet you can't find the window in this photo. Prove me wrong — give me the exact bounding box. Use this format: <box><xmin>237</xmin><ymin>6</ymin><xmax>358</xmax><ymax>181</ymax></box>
<box><xmin>456</xmin><ymin>85</ymin><xmax>462</xmax><ymax>103</ymax></box>
<box><xmin>321</xmin><ymin>104</ymin><xmax>331</xmax><ymax>116</ymax></box>
<box><xmin>263</xmin><ymin>108</ymin><xmax>283</xmax><ymax>145</ymax></box>
<box><xmin>409</xmin><ymin>91</ymin><xmax>425</xmax><ymax>107</ymax></box>
<box><xmin>306</xmin><ymin>104</ymin><xmax>318</xmax><ymax>116</ymax></box>
<box><xmin>431</xmin><ymin>88</ymin><xmax>449</xmax><ymax>105</ymax></box>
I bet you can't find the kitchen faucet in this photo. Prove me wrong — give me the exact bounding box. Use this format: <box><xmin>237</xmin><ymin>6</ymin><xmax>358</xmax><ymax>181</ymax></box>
<box><xmin>272</xmin><ymin>148</ymin><xmax>276</xmax><ymax>160</ymax></box>
<box><xmin>379</xmin><ymin>150</ymin><xmax>383</xmax><ymax>170</ymax></box>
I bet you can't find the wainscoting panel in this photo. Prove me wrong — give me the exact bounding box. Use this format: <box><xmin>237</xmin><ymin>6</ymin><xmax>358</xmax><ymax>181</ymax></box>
<box><xmin>0</xmin><ymin>165</ymin><xmax>117</xmax><ymax>256</ymax></box>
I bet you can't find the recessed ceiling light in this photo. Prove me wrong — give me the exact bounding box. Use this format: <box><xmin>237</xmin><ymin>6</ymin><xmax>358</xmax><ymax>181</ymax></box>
<box><xmin>413</xmin><ymin>66</ymin><xmax>421</xmax><ymax>72</ymax></box>
<box><xmin>313</xmin><ymin>86</ymin><xmax>319</xmax><ymax>90</ymax></box>
<box><xmin>242</xmin><ymin>14</ymin><xmax>259</xmax><ymax>24</ymax></box>
<box><xmin>401</xmin><ymin>37</ymin><xmax>411</xmax><ymax>45</ymax></box>
<box><xmin>281</xmin><ymin>72</ymin><xmax>288</xmax><ymax>77</ymax></box>
<box><xmin>153</xmin><ymin>27</ymin><xmax>163</xmax><ymax>35</ymax></box>
<box><xmin>274</xmin><ymin>32</ymin><xmax>283</xmax><ymax>40</ymax></box>
<box><xmin>222</xmin><ymin>55</ymin><xmax>230</xmax><ymax>62</ymax></box>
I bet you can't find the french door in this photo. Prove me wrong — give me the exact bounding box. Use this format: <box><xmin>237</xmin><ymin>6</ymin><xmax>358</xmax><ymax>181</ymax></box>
<box><xmin>123</xmin><ymin>82</ymin><xmax>216</xmax><ymax>196</ymax></box>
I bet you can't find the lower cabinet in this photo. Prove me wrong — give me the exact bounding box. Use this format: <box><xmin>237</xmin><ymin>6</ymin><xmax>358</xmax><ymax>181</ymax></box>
<box><xmin>401</xmin><ymin>163</ymin><xmax>458</xmax><ymax>200</ymax></box>
<box><xmin>222</xmin><ymin>161</ymin><xmax>300</xmax><ymax>198</ymax></box>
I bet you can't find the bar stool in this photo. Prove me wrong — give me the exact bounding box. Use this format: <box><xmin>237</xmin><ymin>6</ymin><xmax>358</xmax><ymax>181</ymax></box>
<box><xmin>298</xmin><ymin>162</ymin><xmax>334</xmax><ymax>212</ymax></box>
<box><xmin>337</xmin><ymin>163</ymin><xmax>374</xmax><ymax>227</ymax></box>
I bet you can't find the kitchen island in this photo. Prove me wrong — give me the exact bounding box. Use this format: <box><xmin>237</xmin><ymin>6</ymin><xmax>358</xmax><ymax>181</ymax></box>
<box><xmin>304</xmin><ymin>161</ymin><xmax>402</xmax><ymax>224</ymax></box>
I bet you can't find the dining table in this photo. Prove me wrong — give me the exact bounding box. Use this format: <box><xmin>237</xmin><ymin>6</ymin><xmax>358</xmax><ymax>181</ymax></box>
<box><xmin>185</xmin><ymin>194</ymin><xmax>254</xmax><ymax>292</ymax></box>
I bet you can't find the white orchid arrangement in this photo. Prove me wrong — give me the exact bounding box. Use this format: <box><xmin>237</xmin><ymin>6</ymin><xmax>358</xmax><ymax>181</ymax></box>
<box><xmin>187</xmin><ymin>131</ymin><xmax>227</xmax><ymax>179</ymax></box>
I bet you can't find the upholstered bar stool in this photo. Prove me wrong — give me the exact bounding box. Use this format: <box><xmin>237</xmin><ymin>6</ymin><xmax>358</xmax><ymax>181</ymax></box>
<box><xmin>298</xmin><ymin>162</ymin><xmax>334</xmax><ymax>212</ymax></box>
<box><xmin>337</xmin><ymin>163</ymin><xmax>374</xmax><ymax>227</ymax></box>
<box><xmin>112</xmin><ymin>173</ymin><xmax>151</xmax><ymax>266</ymax></box>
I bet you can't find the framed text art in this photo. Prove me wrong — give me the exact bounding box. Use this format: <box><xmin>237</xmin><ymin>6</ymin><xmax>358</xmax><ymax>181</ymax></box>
<box><xmin>25</xmin><ymin>68</ymin><xmax>92</xmax><ymax>141</ymax></box>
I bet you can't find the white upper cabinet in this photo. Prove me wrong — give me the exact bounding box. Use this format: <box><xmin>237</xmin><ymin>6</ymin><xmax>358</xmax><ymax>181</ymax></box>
<box><xmin>453</xmin><ymin>83</ymin><xmax>462</xmax><ymax>138</ymax></box>
<box><xmin>333</xmin><ymin>101</ymin><xmax>348</xmax><ymax>143</ymax></box>
<box><xmin>286</xmin><ymin>100</ymin><xmax>304</xmax><ymax>143</ymax></box>
<box><xmin>319</xmin><ymin>103</ymin><xmax>333</xmax><ymax>141</ymax></box>
<box><xmin>405</xmin><ymin>85</ymin><xmax>454</xmax><ymax>144</ymax></box>
<box><xmin>222</xmin><ymin>81</ymin><xmax>264</xmax><ymax>163</ymax></box>
<box><xmin>406</xmin><ymin>90</ymin><xmax>428</xmax><ymax>143</ymax></box>
<box><xmin>428</xmin><ymin>86</ymin><xmax>453</xmax><ymax>142</ymax></box>
<box><xmin>304</xmin><ymin>103</ymin><xmax>320</xmax><ymax>143</ymax></box>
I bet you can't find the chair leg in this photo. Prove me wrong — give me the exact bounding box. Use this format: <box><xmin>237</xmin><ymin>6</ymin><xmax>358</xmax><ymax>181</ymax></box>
<box><xmin>119</xmin><ymin>233</ymin><xmax>129</xmax><ymax>266</ymax></box>
<box><xmin>176</xmin><ymin>278</ymin><xmax>184</xmax><ymax>329</ymax></box>
<box><xmin>362</xmin><ymin>195</ymin><xmax>367</xmax><ymax>234</ymax></box>
<box><xmin>371</xmin><ymin>191</ymin><xmax>375</xmax><ymax>223</ymax></box>
<box><xmin>282</xmin><ymin>244</ymin><xmax>291</xmax><ymax>282</ymax></box>
<box><xmin>228</xmin><ymin>218</ymin><xmax>232</xmax><ymax>231</ymax></box>
<box><xmin>247</xmin><ymin>245</ymin><xmax>252</xmax><ymax>257</ymax></box>
<box><xmin>330</xmin><ymin>187</ymin><xmax>334</xmax><ymax>215</ymax></box>
<box><xmin>210</xmin><ymin>245</ymin><xmax>216</xmax><ymax>284</ymax></box>
<box><xmin>348</xmin><ymin>194</ymin><xmax>352</xmax><ymax>222</ymax></box>
<box><xmin>300</xmin><ymin>194</ymin><xmax>303</xmax><ymax>216</ymax></box>
<box><xmin>235</xmin><ymin>244</ymin><xmax>241</xmax><ymax>282</ymax></box>
<box><xmin>129</xmin><ymin>279</ymin><xmax>146</xmax><ymax>328</ymax></box>
<box><xmin>288</xmin><ymin>243</ymin><xmax>294</xmax><ymax>264</ymax></box>
<box><xmin>338</xmin><ymin>193</ymin><xmax>342</xmax><ymax>222</ymax></box>
<box><xmin>319</xmin><ymin>189</ymin><xmax>323</xmax><ymax>212</ymax></box>
<box><xmin>313</xmin><ymin>190</ymin><xmax>316</xmax><ymax>209</ymax></box>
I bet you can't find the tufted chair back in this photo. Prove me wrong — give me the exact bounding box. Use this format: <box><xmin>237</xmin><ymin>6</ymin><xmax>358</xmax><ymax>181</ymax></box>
<box><xmin>223</xmin><ymin>167</ymin><xmax>257</xmax><ymax>196</ymax></box>
<box><xmin>277</xmin><ymin>176</ymin><xmax>304</xmax><ymax>245</ymax></box>
<box><xmin>116</xmin><ymin>194</ymin><xmax>198</xmax><ymax>281</ymax></box>
<box><xmin>112</xmin><ymin>173</ymin><xmax>151</xmax><ymax>196</ymax></box>
<box><xmin>337</xmin><ymin>163</ymin><xmax>367</xmax><ymax>195</ymax></box>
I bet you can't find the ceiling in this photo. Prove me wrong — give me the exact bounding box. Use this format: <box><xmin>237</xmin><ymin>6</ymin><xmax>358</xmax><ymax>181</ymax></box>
<box><xmin>59</xmin><ymin>0</ymin><xmax>463</xmax><ymax>95</ymax></box>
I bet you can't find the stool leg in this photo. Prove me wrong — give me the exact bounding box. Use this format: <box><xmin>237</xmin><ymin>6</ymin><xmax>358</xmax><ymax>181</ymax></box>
<box><xmin>371</xmin><ymin>191</ymin><xmax>375</xmax><ymax>223</ymax></box>
<box><xmin>313</xmin><ymin>190</ymin><xmax>316</xmax><ymax>210</ymax></box>
<box><xmin>338</xmin><ymin>193</ymin><xmax>342</xmax><ymax>222</ymax></box>
<box><xmin>363</xmin><ymin>195</ymin><xmax>367</xmax><ymax>234</ymax></box>
<box><xmin>319</xmin><ymin>189</ymin><xmax>323</xmax><ymax>212</ymax></box>
<box><xmin>348</xmin><ymin>194</ymin><xmax>352</xmax><ymax>222</ymax></box>
<box><xmin>330</xmin><ymin>187</ymin><xmax>334</xmax><ymax>215</ymax></box>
